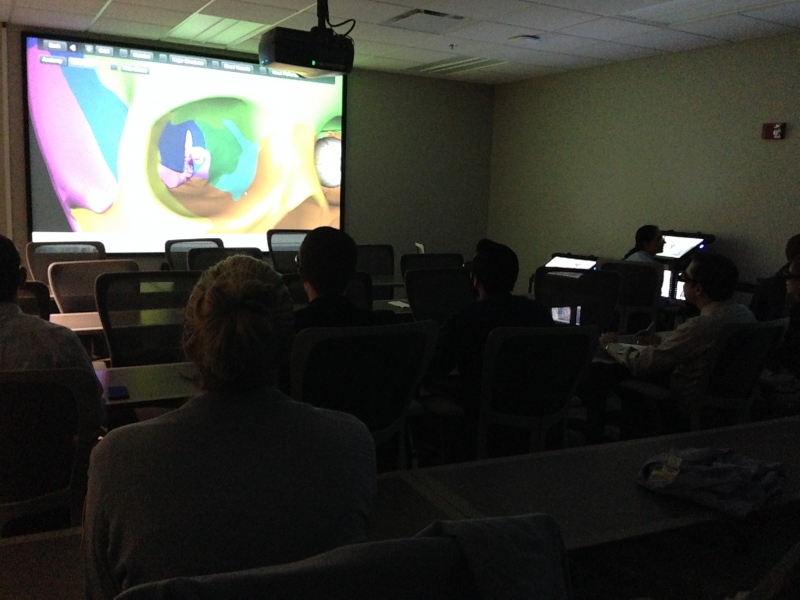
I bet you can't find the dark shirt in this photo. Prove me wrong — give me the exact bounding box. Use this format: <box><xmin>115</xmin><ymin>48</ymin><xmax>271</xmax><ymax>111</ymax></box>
<box><xmin>750</xmin><ymin>264</ymin><xmax>790</xmax><ymax>321</ymax></box>
<box><xmin>778</xmin><ymin>300</ymin><xmax>800</xmax><ymax>379</ymax></box>
<box><xmin>294</xmin><ymin>296</ymin><xmax>396</xmax><ymax>333</ymax></box>
<box><xmin>428</xmin><ymin>293</ymin><xmax>554</xmax><ymax>386</ymax></box>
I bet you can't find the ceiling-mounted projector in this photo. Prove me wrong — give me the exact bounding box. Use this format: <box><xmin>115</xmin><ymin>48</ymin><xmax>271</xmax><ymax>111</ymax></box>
<box><xmin>259</xmin><ymin>27</ymin><xmax>353</xmax><ymax>78</ymax></box>
<box><xmin>259</xmin><ymin>0</ymin><xmax>354</xmax><ymax>78</ymax></box>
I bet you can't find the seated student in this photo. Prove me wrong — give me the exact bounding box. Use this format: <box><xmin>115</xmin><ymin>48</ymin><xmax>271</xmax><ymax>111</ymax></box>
<box><xmin>425</xmin><ymin>239</ymin><xmax>553</xmax><ymax>454</ymax></box>
<box><xmin>0</xmin><ymin>234</ymin><xmax>100</xmax><ymax>377</ymax></box>
<box><xmin>83</xmin><ymin>256</ymin><xmax>376</xmax><ymax>600</ymax></box>
<box><xmin>0</xmin><ymin>234</ymin><xmax>103</xmax><ymax>536</ymax></box>
<box><xmin>593</xmin><ymin>252</ymin><xmax>755</xmax><ymax>437</ymax></box>
<box><xmin>430</xmin><ymin>239</ymin><xmax>553</xmax><ymax>384</ymax></box>
<box><xmin>777</xmin><ymin>255</ymin><xmax>800</xmax><ymax>379</ymax></box>
<box><xmin>623</xmin><ymin>225</ymin><xmax>666</xmax><ymax>266</ymax></box>
<box><xmin>294</xmin><ymin>226</ymin><xmax>395</xmax><ymax>331</ymax></box>
<box><xmin>751</xmin><ymin>233</ymin><xmax>800</xmax><ymax>321</ymax></box>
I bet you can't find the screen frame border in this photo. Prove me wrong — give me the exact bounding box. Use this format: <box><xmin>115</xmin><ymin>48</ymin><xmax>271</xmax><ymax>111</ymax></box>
<box><xmin>20</xmin><ymin>27</ymin><xmax>348</xmax><ymax>256</ymax></box>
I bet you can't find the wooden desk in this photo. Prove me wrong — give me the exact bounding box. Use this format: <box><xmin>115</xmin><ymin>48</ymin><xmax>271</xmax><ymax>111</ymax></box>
<box><xmin>96</xmin><ymin>362</ymin><xmax>199</xmax><ymax>407</ymax></box>
<box><xmin>51</xmin><ymin>311</ymin><xmax>102</xmax><ymax>335</ymax></box>
<box><xmin>372</xmin><ymin>276</ymin><xmax>405</xmax><ymax>288</ymax></box>
<box><xmin>0</xmin><ymin>527</ymin><xmax>83</xmax><ymax>600</ymax></box>
<box><xmin>52</xmin><ymin>309</ymin><xmax>185</xmax><ymax>337</ymax></box>
<box><xmin>400</xmin><ymin>417</ymin><xmax>800</xmax><ymax>550</ymax></box>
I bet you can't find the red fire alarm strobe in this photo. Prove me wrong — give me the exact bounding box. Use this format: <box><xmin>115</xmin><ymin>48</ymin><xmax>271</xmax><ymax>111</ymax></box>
<box><xmin>761</xmin><ymin>123</ymin><xmax>786</xmax><ymax>140</ymax></box>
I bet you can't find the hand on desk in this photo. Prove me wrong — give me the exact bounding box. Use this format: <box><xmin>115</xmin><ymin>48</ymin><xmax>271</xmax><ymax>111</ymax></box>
<box><xmin>599</xmin><ymin>332</ymin><xmax>618</xmax><ymax>349</ymax></box>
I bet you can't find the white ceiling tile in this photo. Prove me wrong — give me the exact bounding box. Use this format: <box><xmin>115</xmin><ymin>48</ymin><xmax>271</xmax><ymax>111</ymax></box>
<box><xmin>512</xmin><ymin>31</ymin><xmax>600</xmax><ymax>53</ymax></box>
<box><xmin>354</xmin><ymin>54</ymin><xmax>421</xmax><ymax>70</ymax></box>
<box><xmin>422</xmin><ymin>0</ymin><xmax>531</xmax><ymax>20</ymax></box>
<box><xmin>384</xmin><ymin>45</ymin><xmax>458</xmax><ymax>62</ymax></box>
<box><xmin>624</xmin><ymin>0</ymin><xmax>791</xmax><ymax>26</ymax></box>
<box><xmin>353</xmin><ymin>39</ymin><xmax>411</xmax><ymax>56</ymax></box>
<box><xmin>101</xmin><ymin>3</ymin><xmax>194</xmax><ymax>27</ymax></box>
<box><xmin>558</xmin><ymin>16</ymin><xmax>661</xmax><ymax>40</ymax></box>
<box><xmin>505</xmin><ymin>49</ymin><xmax>608</xmax><ymax>69</ymax></box>
<box><xmin>10</xmin><ymin>7</ymin><xmax>94</xmax><ymax>30</ymax></box>
<box><xmin>536</xmin><ymin>0</ymin><xmax>667</xmax><ymax>18</ymax></box>
<box><xmin>202</xmin><ymin>1</ymin><xmax>292</xmax><ymax>24</ymax></box>
<box><xmin>412</xmin><ymin>35</ymin><xmax>506</xmax><ymax>57</ymax></box>
<box><xmin>495</xmin><ymin>3</ymin><xmax>600</xmax><ymax>30</ymax></box>
<box><xmin>276</xmin><ymin>10</ymin><xmax>319</xmax><ymax>29</ymax></box>
<box><xmin>446</xmin><ymin>20</ymin><xmax>544</xmax><ymax>45</ymax></box>
<box><xmin>120</xmin><ymin>0</ymin><xmax>210</xmax><ymax>10</ymax></box>
<box><xmin>11</xmin><ymin>0</ymin><xmax>106</xmax><ymax>16</ymax></box>
<box><xmin>349</xmin><ymin>22</ymin><xmax>439</xmax><ymax>45</ymax></box>
<box><xmin>90</xmin><ymin>17</ymin><xmax>175</xmax><ymax>39</ymax></box>
<box><xmin>742</xmin><ymin>1</ymin><xmax>800</xmax><ymax>27</ymax></box>
<box><xmin>568</xmin><ymin>40</ymin><xmax>660</xmax><ymax>61</ymax></box>
<box><xmin>231</xmin><ymin>0</ymin><xmax>314</xmax><ymax>10</ymax></box>
<box><xmin>327</xmin><ymin>0</ymin><xmax>410</xmax><ymax>24</ymax></box>
<box><xmin>618</xmin><ymin>28</ymin><xmax>720</xmax><ymax>51</ymax></box>
<box><xmin>471</xmin><ymin>44</ymin><xmax>553</xmax><ymax>64</ymax></box>
<box><xmin>675</xmin><ymin>14</ymin><xmax>797</xmax><ymax>40</ymax></box>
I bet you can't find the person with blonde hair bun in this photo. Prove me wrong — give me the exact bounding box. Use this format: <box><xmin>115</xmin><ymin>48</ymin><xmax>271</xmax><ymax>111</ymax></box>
<box><xmin>83</xmin><ymin>256</ymin><xmax>376</xmax><ymax>600</ymax></box>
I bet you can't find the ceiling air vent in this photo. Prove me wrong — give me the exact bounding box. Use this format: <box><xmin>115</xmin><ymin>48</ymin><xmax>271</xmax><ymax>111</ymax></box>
<box><xmin>407</xmin><ymin>56</ymin><xmax>506</xmax><ymax>77</ymax></box>
<box><xmin>384</xmin><ymin>9</ymin><xmax>466</xmax><ymax>34</ymax></box>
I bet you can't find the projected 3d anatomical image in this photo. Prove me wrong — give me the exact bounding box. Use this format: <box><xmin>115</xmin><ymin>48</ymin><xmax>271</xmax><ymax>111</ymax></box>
<box><xmin>26</xmin><ymin>36</ymin><xmax>344</xmax><ymax>253</ymax></box>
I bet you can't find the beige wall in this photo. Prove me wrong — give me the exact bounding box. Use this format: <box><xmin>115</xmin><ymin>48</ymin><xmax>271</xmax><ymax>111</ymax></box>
<box><xmin>489</xmin><ymin>32</ymin><xmax>800</xmax><ymax>287</ymax></box>
<box><xmin>344</xmin><ymin>69</ymin><xmax>493</xmax><ymax>263</ymax></box>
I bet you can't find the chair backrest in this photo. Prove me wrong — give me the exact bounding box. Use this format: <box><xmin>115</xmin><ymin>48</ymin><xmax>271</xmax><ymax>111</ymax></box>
<box><xmin>291</xmin><ymin>320</ymin><xmax>437</xmax><ymax>470</ymax></box>
<box><xmin>357</xmin><ymin>245</ymin><xmax>394</xmax><ymax>300</ymax></box>
<box><xmin>116</xmin><ymin>513</ymin><xmax>571</xmax><ymax>600</ymax></box>
<box><xmin>186</xmin><ymin>247</ymin><xmax>263</xmax><ymax>271</ymax></box>
<box><xmin>48</xmin><ymin>259</ymin><xmax>139</xmax><ymax>313</ymax></box>
<box><xmin>0</xmin><ymin>369</ymin><xmax>102</xmax><ymax>529</ymax></box>
<box><xmin>478</xmin><ymin>326</ymin><xmax>597</xmax><ymax>458</ymax></box>
<box><xmin>282</xmin><ymin>272</ymin><xmax>373</xmax><ymax>309</ymax></box>
<box><xmin>344</xmin><ymin>271</ymin><xmax>373</xmax><ymax>310</ymax></box>
<box><xmin>16</xmin><ymin>281</ymin><xmax>50</xmax><ymax>320</ymax></box>
<box><xmin>95</xmin><ymin>271</ymin><xmax>201</xmax><ymax>367</ymax></box>
<box><xmin>25</xmin><ymin>241</ymin><xmax>105</xmax><ymax>284</ymax></box>
<box><xmin>400</xmin><ymin>253</ymin><xmax>463</xmax><ymax>277</ymax></box>
<box><xmin>281</xmin><ymin>272</ymin><xmax>308</xmax><ymax>306</ymax></box>
<box><xmin>267</xmin><ymin>229</ymin><xmax>309</xmax><ymax>274</ymax></box>
<box><xmin>533</xmin><ymin>267</ymin><xmax>620</xmax><ymax>331</ymax></box>
<box><xmin>706</xmin><ymin>321</ymin><xmax>786</xmax><ymax>399</ymax></box>
<box><xmin>404</xmin><ymin>267</ymin><xmax>476</xmax><ymax>325</ymax></box>
<box><xmin>692</xmin><ymin>320</ymin><xmax>788</xmax><ymax>429</ymax></box>
<box><xmin>164</xmin><ymin>238</ymin><xmax>223</xmax><ymax>271</ymax></box>
<box><xmin>533</xmin><ymin>266</ymin><xmax>585</xmax><ymax>309</ymax></box>
<box><xmin>600</xmin><ymin>260</ymin><xmax>662</xmax><ymax>333</ymax></box>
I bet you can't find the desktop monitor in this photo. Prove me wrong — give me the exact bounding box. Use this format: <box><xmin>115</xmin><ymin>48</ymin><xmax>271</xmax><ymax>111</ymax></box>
<box><xmin>545</xmin><ymin>256</ymin><xmax>597</xmax><ymax>270</ymax></box>
<box><xmin>675</xmin><ymin>281</ymin><xmax>686</xmax><ymax>301</ymax></box>
<box><xmin>267</xmin><ymin>229</ymin><xmax>308</xmax><ymax>273</ymax></box>
<box><xmin>660</xmin><ymin>269</ymin><xmax>687</xmax><ymax>301</ymax></box>
<box><xmin>657</xmin><ymin>233</ymin><xmax>712</xmax><ymax>260</ymax></box>
<box><xmin>551</xmin><ymin>306</ymin><xmax>581</xmax><ymax>326</ymax></box>
<box><xmin>660</xmin><ymin>269</ymin><xmax>673</xmax><ymax>299</ymax></box>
